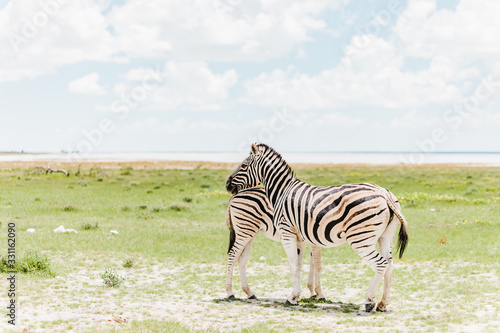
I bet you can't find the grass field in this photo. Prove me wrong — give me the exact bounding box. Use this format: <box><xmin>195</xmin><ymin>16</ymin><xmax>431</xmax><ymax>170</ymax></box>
<box><xmin>0</xmin><ymin>162</ymin><xmax>499</xmax><ymax>332</ymax></box>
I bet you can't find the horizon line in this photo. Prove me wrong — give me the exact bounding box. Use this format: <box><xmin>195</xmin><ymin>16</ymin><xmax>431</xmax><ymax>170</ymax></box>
<box><xmin>2</xmin><ymin>151</ymin><xmax>500</xmax><ymax>155</ymax></box>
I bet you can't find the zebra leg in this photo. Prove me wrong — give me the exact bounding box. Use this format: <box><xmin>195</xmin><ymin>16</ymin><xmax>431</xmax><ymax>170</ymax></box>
<box><xmin>310</xmin><ymin>245</ymin><xmax>324</xmax><ymax>300</ymax></box>
<box><xmin>226</xmin><ymin>237</ymin><xmax>252</xmax><ymax>299</ymax></box>
<box><xmin>296</xmin><ymin>240</ymin><xmax>306</xmax><ymax>271</ymax></box>
<box><xmin>351</xmin><ymin>244</ymin><xmax>389</xmax><ymax>312</ymax></box>
<box><xmin>238</xmin><ymin>238</ymin><xmax>257</xmax><ymax>299</ymax></box>
<box><xmin>376</xmin><ymin>237</ymin><xmax>393</xmax><ymax>312</ymax></box>
<box><xmin>307</xmin><ymin>251</ymin><xmax>315</xmax><ymax>297</ymax></box>
<box><xmin>281</xmin><ymin>234</ymin><xmax>302</xmax><ymax>305</ymax></box>
<box><xmin>376</xmin><ymin>220</ymin><xmax>398</xmax><ymax>311</ymax></box>
<box><xmin>296</xmin><ymin>240</ymin><xmax>307</xmax><ymax>295</ymax></box>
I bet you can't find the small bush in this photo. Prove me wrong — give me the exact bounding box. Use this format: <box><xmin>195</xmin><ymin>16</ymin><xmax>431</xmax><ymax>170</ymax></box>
<box><xmin>151</xmin><ymin>206</ymin><xmax>162</xmax><ymax>213</ymax></box>
<box><xmin>120</xmin><ymin>205</ymin><xmax>131</xmax><ymax>212</ymax></box>
<box><xmin>63</xmin><ymin>205</ymin><xmax>77</xmax><ymax>212</ymax></box>
<box><xmin>123</xmin><ymin>259</ymin><xmax>134</xmax><ymax>268</ymax></box>
<box><xmin>463</xmin><ymin>188</ymin><xmax>477</xmax><ymax>196</ymax></box>
<box><xmin>80</xmin><ymin>220</ymin><xmax>99</xmax><ymax>230</ymax></box>
<box><xmin>97</xmin><ymin>178</ymin><xmax>103</xmax><ymax>182</ymax></box>
<box><xmin>130</xmin><ymin>181</ymin><xmax>140</xmax><ymax>187</ymax></box>
<box><xmin>120</xmin><ymin>167</ymin><xmax>133</xmax><ymax>176</ymax></box>
<box><xmin>182</xmin><ymin>197</ymin><xmax>193</xmax><ymax>203</ymax></box>
<box><xmin>138</xmin><ymin>204</ymin><xmax>148</xmax><ymax>210</ymax></box>
<box><xmin>168</xmin><ymin>203</ymin><xmax>189</xmax><ymax>212</ymax></box>
<box><xmin>146</xmin><ymin>190</ymin><xmax>153</xmax><ymax>194</ymax></box>
<box><xmin>34</xmin><ymin>197</ymin><xmax>41</xmax><ymax>202</ymax></box>
<box><xmin>200</xmin><ymin>184</ymin><xmax>210</xmax><ymax>189</ymax></box>
<box><xmin>101</xmin><ymin>268</ymin><xmax>125</xmax><ymax>287</ymax></box>
<box><xmin>1</xmin><ymin>250</ymin><xmax>53</xmax><ymax>275</ymax></box>
<box><xmin>18</xmin><ymin>251</ymin><xmax>52</xmax><ymax>274</ymax></box>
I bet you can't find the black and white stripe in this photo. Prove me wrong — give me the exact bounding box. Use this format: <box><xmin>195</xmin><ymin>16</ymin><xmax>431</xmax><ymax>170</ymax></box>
<box><xmin>225</xmin><ymin>187</ymin><xmax>323</xmax><ymax>300</ymax></box>
<box><xmin>226</xmin><ymin>143</ymin><xmax>409</xmax><ymax>312</ymax></box>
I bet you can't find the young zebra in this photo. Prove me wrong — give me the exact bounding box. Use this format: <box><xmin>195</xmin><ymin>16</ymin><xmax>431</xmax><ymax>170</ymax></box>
<box><xmin>226</xmin><ymin>143</ymin><xmax>409</xmax><ymax>312</ymax></box>
<box><xmin>226</xmin><ymin>186</ymin><xmax>323</xmax><ymax>300</ymax></box>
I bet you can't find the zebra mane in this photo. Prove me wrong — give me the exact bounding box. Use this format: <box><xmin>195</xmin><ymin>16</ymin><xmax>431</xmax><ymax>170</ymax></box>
<box><xmin>256</xmin><ymin>143</ymin><xmax>297</xmax><ymax>180</ymax></box>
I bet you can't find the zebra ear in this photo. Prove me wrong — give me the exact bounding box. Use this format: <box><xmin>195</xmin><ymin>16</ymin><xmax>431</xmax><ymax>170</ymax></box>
<box><xmin>251</xmin><ymin>143</ymin><xmax>258</xmax><ymax>156</ymax></box>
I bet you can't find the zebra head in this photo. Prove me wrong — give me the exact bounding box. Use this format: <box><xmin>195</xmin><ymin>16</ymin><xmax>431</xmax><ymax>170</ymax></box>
<box><xmin>225</xmin><ymin>143</ymin><xmax>263</xmax><ymax>195</ymax></box>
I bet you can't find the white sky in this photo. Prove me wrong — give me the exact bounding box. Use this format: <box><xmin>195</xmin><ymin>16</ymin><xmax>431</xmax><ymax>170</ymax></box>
<box><xmin>0</xmin><ymin>0</ymin><xmax>499</xmax><ymax>153</ymax></box>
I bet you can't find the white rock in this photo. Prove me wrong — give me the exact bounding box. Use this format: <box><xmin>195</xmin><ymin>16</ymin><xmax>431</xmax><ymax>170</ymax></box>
<box><xmin>27</xmin><ymin>228</ymin><xmax>35</xmax><ymax>233</ymax></box>
<box><xmin>66</xmin><ymin>229</ymin><xmax>78</xmax><ymax>234</ymax></box>
<box><xmin>110</xmin><ymin>230</ymin><xmax>119</xmax><ymax>235</ymax></box>
<box><xmin>430</xmin><ymin>208</ymin><xmax>436</xmax><ymax>212</ymax></box>
<box><xmin>259</xmin><ymin>256</ymin><xmax>266</xmax><ymax>261</ymax></box>
<box><xmin>54</xmin><ymin>225</ymin><xmax>66</xmax><ymax>233</ymax></box>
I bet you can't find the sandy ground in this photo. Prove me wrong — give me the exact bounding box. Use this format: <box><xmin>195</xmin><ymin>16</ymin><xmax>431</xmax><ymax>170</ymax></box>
<box><xmin>1</xmin><ymin>253</ymin><xmax>499</xmax><ymax>332</ymax></box>
<box><xmin>1</xmin><ymin>159</ymin><xmax>498</xmax><ymax>171</ymax></box>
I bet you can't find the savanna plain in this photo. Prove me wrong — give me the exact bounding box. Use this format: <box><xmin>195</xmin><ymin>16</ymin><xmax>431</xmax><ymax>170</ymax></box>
<box><xmin>0</xmin><ymin>162</ymin><xmax>499</xmax><ymax>332</ymax></box>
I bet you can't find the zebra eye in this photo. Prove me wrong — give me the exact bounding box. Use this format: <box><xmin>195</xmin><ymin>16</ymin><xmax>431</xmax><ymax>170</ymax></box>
<box><xmin>241</xmin><ymin>164</ymin><xmax>248</xmax><ymax>169</ymax></box>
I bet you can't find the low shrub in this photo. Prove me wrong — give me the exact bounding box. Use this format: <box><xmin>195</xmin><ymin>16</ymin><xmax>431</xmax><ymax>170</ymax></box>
<box><xmin>80</xmin><ymin>220</ymin><xmax>99</xmax><ymax>230</ymax></box>
<box><xmin>101</xmin><ymin>268</ymin><xmax>125</xmax><ymax>287</ymax></box>
<box><xmin>0</xmin><ymin>250</ymin><xmax>53</xmax><ymax>275</ymax></box>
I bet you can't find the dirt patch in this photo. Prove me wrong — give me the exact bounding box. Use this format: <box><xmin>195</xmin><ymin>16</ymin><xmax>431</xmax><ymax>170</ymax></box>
<box><xmin>1</xmin><ymin>255</ymin><xmax>500</xmax><ymax>332</ymax></box>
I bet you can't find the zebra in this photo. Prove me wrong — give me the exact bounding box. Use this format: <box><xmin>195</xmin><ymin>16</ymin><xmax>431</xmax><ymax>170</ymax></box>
<box><xmin>226</xmin><ymin>186</ymin><xmax>324</xmax><ymax>300</ymax></box>
<box><xmin>226</xmin><ymin>143</ymin><xmax>409</xmax><ymax>312</ymax></box>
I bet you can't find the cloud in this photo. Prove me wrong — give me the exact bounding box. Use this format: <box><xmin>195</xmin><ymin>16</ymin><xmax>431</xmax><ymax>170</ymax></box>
<box><xmin>390</xmin><ymin>109</ymin><xmax>441</xmax><ymax>129</ymax></box>
<box><xmin>244</xmin><ymin>35</ymin><xmax>477</xmax><ymax>110</ymax></box>
<box><xmin>0</xmin><ymin>0</ymin><xmax>348</xmax><ymax>82</ymax></box>
<box><xmin>135</xmin><ymin>61</ymin><xmax>238</xmax><ymax>111</ymax></box>
<box><xmin>68</xmin><ymin>72</ymin><xmax>106</xmax><ymax>95</ymax></box>
<box><xmin>0</xmin><ymin>0</ymin><xmax>117</xmax><ymax>82</ymax></box>
<box><xmin>100</xmin><ymin>61</ymin><xmax>237</xmax><ymax>112</ymax></box>
<box><xmin>394</xmin><ymin>0</ymin><xmax>500</xmax><ymax>66</ymax></box>
<box><xmin>107</xmin><ymin>0</ymin><xmax>347</xmax><ymax>62</ymax></box>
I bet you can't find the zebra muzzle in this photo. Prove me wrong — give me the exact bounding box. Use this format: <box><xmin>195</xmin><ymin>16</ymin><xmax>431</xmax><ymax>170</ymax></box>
<box><xmin>225</xmin><ymin>177</ymin><xmax>238</xmax><ymax>195</ymax></box>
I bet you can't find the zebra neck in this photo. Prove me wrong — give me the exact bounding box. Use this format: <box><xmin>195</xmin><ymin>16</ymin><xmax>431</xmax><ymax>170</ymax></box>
<box><xmin>261</xmin><ymin>159</ymin><xmax>296</xmax><ymax>207</ymax></box>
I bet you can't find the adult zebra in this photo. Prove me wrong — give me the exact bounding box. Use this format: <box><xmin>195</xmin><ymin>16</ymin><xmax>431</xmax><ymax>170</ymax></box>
<box><xmin>226</xmin><ymin>143</ymin><xmax>409</xmax><ymax>312</ymax></box>
<box><xmin>226</xmin><ymin>186</ymin><xmax>323</xmax><ymax>300</ymax></box>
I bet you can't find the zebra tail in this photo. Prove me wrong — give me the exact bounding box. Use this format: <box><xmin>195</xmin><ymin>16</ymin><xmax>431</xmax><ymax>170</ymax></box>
<box><xmin>380</xmin><ymin>187</ymin><xmax>409</xmax><ymax>259</ymax></box>
<box><xmin>396</xmin><ymin>219</ymin><xmax>409</xmax><ymax>259</ymax></box>
<box><xmin>226</xmin><ymin>200</ymin><xmax>236</xmax><ymax>255</ymax></box>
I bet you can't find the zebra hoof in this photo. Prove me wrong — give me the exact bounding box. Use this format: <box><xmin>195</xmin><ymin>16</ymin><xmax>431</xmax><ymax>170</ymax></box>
<box><xmin>376</xmin><ymin>303</ymin><xmax>388</xmax><ymax>312</ymax></box>
<box><xmin>318</xmin><ymin>298</ymin><xmax>326</xmax><ymax>301</ymax></box>
<box><xmin>310</xmin><ymin>295</ymin><xmax>317</xmax><ymax>299</ymax></box>
<box><xmin>227</xmin><ymin>295</ymin><xmax>235</xmax><ymax>300</ymax></box>
<box><xmin>285</xmin><ymin>300</ymin><xmax>297</xmax><ymax>306</ymax></box>
<box><xmin>248</xmin><ymin>295</ymin><xmax>257</xmax><ymax>300</ymax></box>
<box><xmin>365</xmin><ymin>302</ymin><xmax>376</xmax><ymax>312</ymax></box>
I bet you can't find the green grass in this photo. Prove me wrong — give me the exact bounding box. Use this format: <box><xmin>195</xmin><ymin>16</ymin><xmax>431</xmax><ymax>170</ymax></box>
<box><xmin>2</xmin><ymin>164</ymin><xmax>500</xmax><ymax>266</ymax></box>
<box><xmin>1</xmin><ymin>164</ymin><xmax>499</xmax><ymax>332</ymax></box>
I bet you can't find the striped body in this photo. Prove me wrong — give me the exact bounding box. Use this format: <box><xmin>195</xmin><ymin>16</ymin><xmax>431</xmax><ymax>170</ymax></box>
<box><xmin>275</xmin><ymin>183</ymin><xmax>396</xmax><ymax>251</ymax></box>
<box><xmin>226</xmin><ymin>144</ymin><xmax>408</xmax><ymax>311</ymax></box>
<box><xmin>225</xmin><ymin>187</ymin><xmax>323</xmax><ymax>299</ymax></box>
